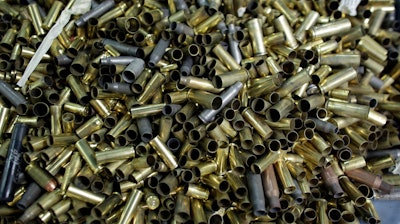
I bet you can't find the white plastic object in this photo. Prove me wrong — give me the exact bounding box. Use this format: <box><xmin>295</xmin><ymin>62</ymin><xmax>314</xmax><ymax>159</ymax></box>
<box><xmin>338</xmin><ymin>0</ymin><xmax>362</xmax><ymax>16</ymax></box>
<box><xmin>17</xmin><ymin>0</ymin><xmax>92</xmax><ymax>87</ymax></box>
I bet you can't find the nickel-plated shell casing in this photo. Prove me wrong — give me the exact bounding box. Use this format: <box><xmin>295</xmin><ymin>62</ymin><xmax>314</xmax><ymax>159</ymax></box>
<box><xmin>136</xmin><ymin>117</ymin><xmax>153</xmax><ymax>143</ymax></box>
<box><xmin>122</xmin><ymin>57</ymin><xmax>145</xmax><ymax>83</ymax></box>
<box><xmin>148</xmin><ymin>33</ymin><xmax>170</xmax><ymax>67</ymax></box>
<box><xmin>25</xmin><ymin>163</ymin><xmax>58</xmax><ymax>192</ymax></box>
<box><xmin>17</xmin><ymin>202</ymin><xmax>44</xmax><ymax>223</ymax></box>
<box><xmin>0</xmin><ymin>79</ymin><xmax>28</xmax><ymax>114</ymax></box>
<box><xmin>75</xmin><ymin>139</ymin><xmax>101</xmax><ymax>174</ymax></box>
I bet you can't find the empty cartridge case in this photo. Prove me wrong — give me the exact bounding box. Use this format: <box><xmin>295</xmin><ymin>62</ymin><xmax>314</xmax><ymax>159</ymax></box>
<box><xmin>75</xmin><ymin>139</ymin><xmax>101</xmax><ymax>174</ymax></box>
<box><xmin>188</xmin><ymin>89</ymin><xmax>222</xmax><ymax>110</ymax></box>
<box><xmin>246</xmin><ymin>171</ymin><xmax>267</xmax><ymax>216</ymax></box>
<box><xmin>321</xmin><ymin>165</ymin><xmax>344</xmax><ymax>198</ymax></box>
<box><xmin>28</xmin><ymin>3</ymin><xmax>45</xmax><ymax>36</ymax></box>
<box><xmin>294</xmin><ymin>10</ymin><xmax>320</xmax><ymax>42</ymax></box>
<box><xmin>150</xmin><ymin>136</ymin><xmax>178</xmax><ymax>169</ymax></box>
<box><xmin>247</xmin><ymin>18</ymin><xmax>266</xmax><ymax>56</ymax></box>
<box><xmin>274</xmin><ymin>14</ymin><xmax>298</xmax><ymax>49</ymax></box>
<box><xmin>75</xmin><ymin>115</ymin><xmax>104</xmax><ymax>139</ymax></box>
<box><xmin>199</xmin><ymin>81</ymin><xmax>243</xmax><ymax>123</ymax></box>
<box><xmin>117</xmin><ymin>189</ymin><xmax>143</xmax><ymax>224</ymax></box>
<box><xmin>252</xmin><ymin>151</ymin><xmax>281</xmax><ymax>174</ymax></box>
<box><xmin>242</xmin><ymin>107</ymin><xmax>273</xmax><ymax>140</ymax></box>
<box><xmin>261</xmin><ymin>165</ymin><xmax>281</xmax><ymax>213</ymax></box>
<box><xmin>339</xmin><ymin>176</ymin><xmax>367</xmax><ymax>207</ymax></box>
<box><xmin>345</xmin><ymin>168</ymin><xmax>393</xmax><ymax>194</ymax></box>
<box><xmin>308</xmin><ymin>18</ymin><xmax>352</xmax><ymax>39</ymax></box>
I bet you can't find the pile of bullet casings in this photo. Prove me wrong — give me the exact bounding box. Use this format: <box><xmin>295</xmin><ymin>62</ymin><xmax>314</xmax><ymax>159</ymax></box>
<box><xmin>2</xmin><ymin>0</ymin><xmax>400</xmax><ymax>223</ymax></box>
